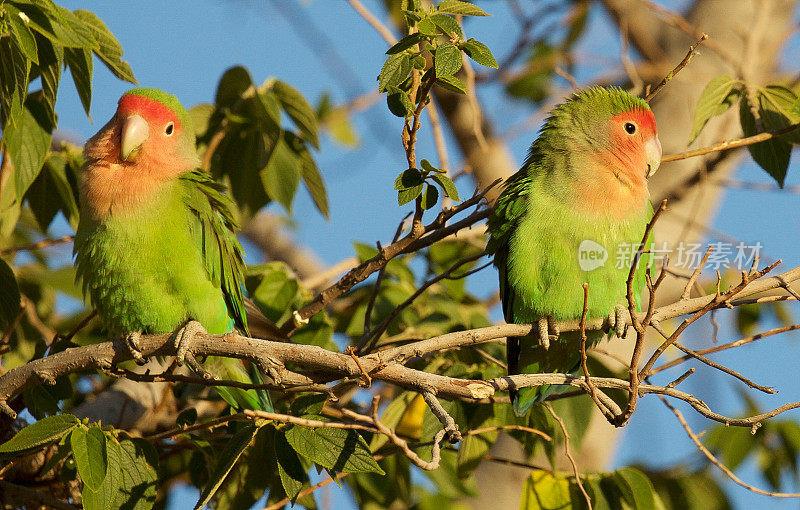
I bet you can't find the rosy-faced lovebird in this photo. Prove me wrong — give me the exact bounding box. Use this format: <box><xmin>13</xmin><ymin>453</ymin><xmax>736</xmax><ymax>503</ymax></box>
<box><xmin>486</xmin><ymin>87</ymin><xmax>662</xmax><ymax>416</ymax></box>
<box><xmin>74</xmin><ymin>88</ymin><xmax>273</xmax><ymax>411</ymax></box>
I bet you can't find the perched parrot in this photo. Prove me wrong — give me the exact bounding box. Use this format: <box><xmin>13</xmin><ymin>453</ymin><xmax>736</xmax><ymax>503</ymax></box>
<box><xmin>74</xmin><ymin>88</ymin><xmax>276</xmax><ymax>411</ymax></box>
<box><xmin>486</xmin><ymin>87</ymin><xmax>662</xmax><ymax>416</ymax></box>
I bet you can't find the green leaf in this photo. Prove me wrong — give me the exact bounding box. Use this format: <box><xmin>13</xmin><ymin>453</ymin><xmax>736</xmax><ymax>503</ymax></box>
<box><xmin>34</xmin><ymin>34</ymin><xmax>63</xmax><ymax>127</ymax></box>
<box><xmin>394</xmin><ymin>168</ymin><xmax>424</xmax><ymax>190</ymax></box>
<box><xmin>82</xmin><ymin>437</ymin><xmax>157</xmax><ymax>510</ymax></box>
<box><xmin>520</xmin><ymin>470</ymin><xmax>572</xmax><ymax>510</ymax></box>
<box><xmin>387</xmin><ymin>87</ymin><xmax>414</xmax><ymax>117</ymax></box>
<box><xmin>417</xmin><ymin>17</ymin><xmax>437</xmax><ymax>36</ymax></box>
<box><xmin>6</xmin><ymin>96</ymin><xmax>53</xmax><ymax>199</ymax></box>
<box><xmin>215</xmin><ymin>65</ymin><xmax>254</xmax><ymax>109</ymax></box>
<box><xmin>740</xmin><ymin>95</ymin><xmax>791</xmax><ymax>187</ymax></box>
<box><xmin>457</xmin><ymin>433</ymin><xmax>494</xmax><ymax>478</ymax></box>
<box><xmin>0</xmin><ymin>35</ymin><xmax>31</xmax><ymax>127</ymax></box>
<box><xmin>290</xmin><ymin>394</ymin><xmax>328</xmax><ymax>416</ymax></box>
<box><xmin>386</xmin><ymin>33</ymin><xmax>426</xmax><ymax>54</ymax></box>
<box><xmin>273</xmin><ymin>80</ymin><xmax>319</xmax><ymax>148</ymax></box>
<box><xmin>194</xmin><ymin>424</ymin><xmax>258</xmax><ymax>510</ymax></box>
<box><xmin>285</xmin><ymin>419</ymin><xmax>385</xmax><ymax>474</ymax></box>
<box><xmin>460</xmin><ymin>38</ymin><xmax>498</xmax><ymax>69</ymax></box>
<box><xmin>261</xmin><ymin>132</ymin><xmax>301</xmax><ymax>213</ymax></box>
<box><xmin>431</xmin><ymin>174</ymin><xmax>460</xmax><ymax>201</ymax></box>
<box><xmin>25</xmin><ymin>145</ymin><xmax>79</xmax><ymax>231</ymax></box>
<box><xmin>73</xmin><ymin>9</ymin><xmax>136</xmax><ymax>84</ymax></box>
<box><xmin>688</xmin><ymin>75</ymin><xmax>738</xmax><ymax>144</ymax></box>
<box><xmin>435</xmin><ymin>74</ymin><xmax>467</xmax><ymax>94</ymax></box>
<box><xmin>378</xmin><ymin>53</ymin><xmax>412</xmax><ymax>92</ymax></box>
<box><xmin>0</xmin><ymin>258</ymin><xmax>21</xmax><ymax>329</ymax></box>
<box><xmin>64</xmin><ymin>47</ymin><xmax>93</xmax><ymax>118</ymax></box>
<box><xmin>436</xmin><ymin>0</ymin><xmax>490</xmax><ymax>16</ymax></box>
<box><xmin>421</xmin><ymin>184</ymin><xmax>439</xmax><ymax>210</ymax></box>
<box><xmin>6</xmin><ymin>5</ymin><xmax>39</xmax><ymax>64</ymax></box>
<box><xmin>0</xmin><ymin>414</ymin><xmax>78</xmax><ymax>456</ymax></box>
<box><xmin>760</xmin><ymin>85</ymin><xmax>800</xmax><ymax>144</ymax></box>
<box><xmin>275</xmin><ymin>432</ymin><xmax>306</xmax><ymax>503</ymax></box>
<box><xmin>435</xmin><ymin>42</ymin><xmax>462</xmax><ymax>77</ymax></box>
<box><xmin>398</xmin><ymin>185</ymin><xmax>424</xmax><ymax>206</ymax></box>
<box><xmin>297</xmin><ymin>145</ymin><xmax>329</xmax><ymax>218</ymax></box>
<box><xmin>420</xmin><ymin>159</ymin><xmax>440</xmax><ymax>173</ymax></box>
<box><xmin>614</xmin><ymin>467</ymin><xmax>657</xmax><ymax>510</ymax></box>
<box><xmin>247</xmin><ymin>262</ymin><xmax>300</xmax><ymax>324</ymax></box>
<box><xmin>430</xmin><ymin>13</ymin><xmax>463</xmax><ymax>40</ymax></box>
<box><xmin>70</xmin><ymin>425</ymin><xmax>108</xmax><ymax>491</ymax></box>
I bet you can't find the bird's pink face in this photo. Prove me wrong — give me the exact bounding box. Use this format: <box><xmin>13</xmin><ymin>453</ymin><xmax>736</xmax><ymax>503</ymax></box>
<box><xmin>574</xmin><ymin>107</ymin><xmax>661</xmax><ymax>219</ymax></box>
<box><xmin>80</xmin><ymin>94</ymin><xmax>198</xmax><ymax>219</ymax></box>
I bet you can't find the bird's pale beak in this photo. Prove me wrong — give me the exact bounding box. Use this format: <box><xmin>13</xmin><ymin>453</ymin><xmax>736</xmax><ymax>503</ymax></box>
<box><xmin>120</xmin><ymin>114</ymin><xmax>149</xmax><ymax>162</ymax></box>
<box><xmin>645</xmin><ymin>136</ymin><xmax>662</xmax><ymax>178</ymax></box>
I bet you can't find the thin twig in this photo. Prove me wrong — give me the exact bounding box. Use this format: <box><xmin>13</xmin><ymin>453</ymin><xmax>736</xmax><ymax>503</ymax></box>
<box><xmin>645</xmin><ymin>34</ymin><xmax>707</xmax><ymax>102</ymax></box>
<box><xmin>662</xmin><ymin>122</ymin><xmax>800</xmax><ymax>163</ymax></box>
<box><xmin>0</xmin><ymin>235</ymin><xmax>75</xmax><ymax>256</ymax></box>
<box><xmin>347</xmin><ymin>0</ymin><xmax>396</xmax><ymax>45</ymax></box>
<box><xmin>544</xmin><ymin>403</ymin><xmax>591</xmax><ymax>510</ymax></box>
<box><xmin>661</xmin><ymin>396</ymin><xmax>800</xmax><ymax>498</ymax></box>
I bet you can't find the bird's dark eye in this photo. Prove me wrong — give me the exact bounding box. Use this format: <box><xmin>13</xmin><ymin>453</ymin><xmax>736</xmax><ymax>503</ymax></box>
<box><xmin>624</xmin><ymin>122</ymin><xmax>637</xmax><ymax>135</ymax></box>
<box><xmin>165</xmin><ymin>122</ymin><xmax>174</xmax><ymax>135</ymax></box>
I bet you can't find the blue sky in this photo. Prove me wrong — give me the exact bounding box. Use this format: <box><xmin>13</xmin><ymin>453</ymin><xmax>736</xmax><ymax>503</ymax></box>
<box><xmin>52</xmin><ymin>1</ymin><xmax>800</xmax><ymax>508</ymax></box>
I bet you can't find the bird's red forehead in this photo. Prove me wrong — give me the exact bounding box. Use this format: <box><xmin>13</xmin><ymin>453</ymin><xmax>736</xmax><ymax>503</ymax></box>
<box><xmin>613</xmin><ymin>108</ymin><xmax>657</xmax><ymax>135</ymax></box>
<box><xmin>117</xmin><ymin>94</ymin><xmax>181</xmax><ymax>129</ymax></box>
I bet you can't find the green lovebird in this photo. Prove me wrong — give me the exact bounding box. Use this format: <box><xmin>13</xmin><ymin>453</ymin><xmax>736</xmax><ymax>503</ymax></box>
<box><xmin>486</xmin><ymin>87</ymin><xmax>662</xmax><ymax>416</ymax></box>
<box><xmin>74</xmin><ymin>88</ymin><xmax>277</xmax><ymax>411</ymax></box>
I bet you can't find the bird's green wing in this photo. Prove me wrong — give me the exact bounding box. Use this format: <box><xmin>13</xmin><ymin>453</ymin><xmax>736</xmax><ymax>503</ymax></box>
<box><xmin>487</xmin><ymin>168</ymin><xmax>534</xmax><ymax>324</ymax></box>
<box><xmin>179</xmin><ymin>170</ymin><xmax>248</xmax><ymax>335</ymax></box>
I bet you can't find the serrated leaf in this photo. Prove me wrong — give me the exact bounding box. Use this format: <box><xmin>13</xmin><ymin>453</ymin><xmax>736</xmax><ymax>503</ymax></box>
<box><xmin>431</xmin><ymin>174</ymin><xmax>459</xmax><ymax>201</ymax></box>
<box><xmin>0</xmin><ymin>258</ymin><xmax>21</xmax><ymax>329</ymax></box>
<box><xmin>51</xmin><ymin>5</ymin><xmax>98</xmax><ymax>49</ymax></box>
<box><xmin>284</xmin><ymin>419</ymin><xmax>384</xmax><ymax>474</ymax></box>
<box><xmin>34</xmin><ymin>34</ymin><xmax>62</xmax><ymax>127</ymax></box>
<box><xmin>194</xmin><ymin>424</ymin><xmax>259</xmax><ymax>510</ymax></box>
<box><xmin>74</xmin><ymin>9</ymin><xmax>136</xmax><ymax>84</ymax></box>
<box><xmin>273</xmin><ymin>80</ymin><xmax>319</xmax><ymax>148</ymax></box>
<box><xmin>614</xmin><ymin>467</ymin><xmax>657</xmax><ymax>510</ymax></box>
<box><xmin>437</xmin><ymin>0</ymin><xmax>490</xmax><ymax>16</ymax></box>
<box><xmin>417</xmin><ymin>17</ymin><xmax>437</xmax><ymax>36</ymax></box>
<box><xmin>398</xmin><ymin>185</ymin><xmax>424</xmax><ymax>206</ymax></box>
<box><xmin>0</xmin><ymin>413</ymin><xmax>78</xmax><ymax>456</ymax></box>
<box><xmin>275</xmin><ymin>432</ymin><xmax>306</xmax><ymax>503</ymax></box>
<box><xmin>430</xmin><ymin>13</ymin><xmax>463</xmax><ymax>40</ymax></box>
<box><xmin>0</xmin><ymin>35</ymin><xmax>30</xmax><ymax>127</ymax></box>
<box><xmin>64</xmin><ymin>47</ymin><xmax>93</xmax><ymax>118</ymax></box>
<box><xmin>6</xmin><ymin>5</ymin><xmax>39</xmax><ymax>64</ymax></box>
<box><xmin>70</xmin><ymin>425</ymin><xmax>107</xmax><ymax>491</ymax></box>
<box><xmin>386</xmin><ymin>33</ymin><xmax>426</xmax><ymax>54</ymax></box>
<box><xmin>688</xmin><ymin>75</ymin><xmax>737</xmax><ymax>144</ymax></box>
<box><xmin>436</xmin><ymin>74</ymin><xmax>467</xmax><ymax>94</ymax></box>
<box><xmin>740</xmin><ymin>96</ymin><xmax>790</xmax><ymax>187</ymax></box>
<box><xmin>421</xmin><ymin>184</ymin><xmax>438</xmax><ymax>210</ymax></box>
<box><xmin>760</xmin><ymin>85</ymin><xmax>800</xmax><ymax>144</ymax></box>
<box><xmin>82</xmin><ymin>437</ymin><xmax>157</xmax><ymax>510</ymax></box>
<box><xmin>378</xmin><ymin>53</ymin><xmax>412</xmax><ymax>92</ymax></box>
<box><xmin>435</xmin><ymin>42</ymin><xmax>462</xmax><ymax>77</ymax></box>
<box><xmin>461</xmin><ymin>38</ymin><xmax>498</xmax><ymax>69</ymax></box>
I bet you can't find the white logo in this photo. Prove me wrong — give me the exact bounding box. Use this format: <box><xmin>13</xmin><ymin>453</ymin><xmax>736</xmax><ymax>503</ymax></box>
<box><xmin>578</xmin><ymin>240</ymin><xmax>608</xmax><ymax>271</ymax></box>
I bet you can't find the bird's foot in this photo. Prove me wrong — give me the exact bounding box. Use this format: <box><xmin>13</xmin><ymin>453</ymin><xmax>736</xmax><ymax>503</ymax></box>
<box><xmin>174</xmin><ymin>320</ymin><xmax>208</xmax><ymax>366</ymax></box>
<box><xmin>537</xmin><ymin>316</ymin><xmax>559</xmax><ymax>350</ymax></box>
<box><xmin>124</xmin><ymin>331</ymin><xmax>147</xmax><ymax>365</ymax></box>
<box><xmin>605</xmin><ymin>304</ymin><xmax>628</xmax><ymax>338</ymax></box>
